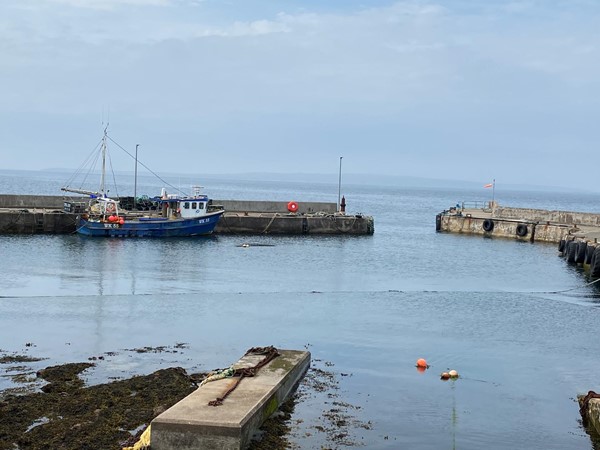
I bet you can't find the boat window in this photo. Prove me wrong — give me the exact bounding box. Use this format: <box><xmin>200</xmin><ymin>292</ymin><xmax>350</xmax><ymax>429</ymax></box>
<box><xmin>199</xmin><ymin>203</ymin><xmax>205</xmax><ymax>209</ymax></box>
<box><xmin>184</xmin><ymin>202</ymin><xmax>190</xmax><ymax>209</ymax></box>
<box><xmin>192</xmin><ymin>202</ymin><xmax>197</xmax><ymax>209</ymax></box>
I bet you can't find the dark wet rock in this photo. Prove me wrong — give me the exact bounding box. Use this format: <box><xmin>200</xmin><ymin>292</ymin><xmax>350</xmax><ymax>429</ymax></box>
<box><xmin>0</xmin><ymin>365</ymin><xmax>201</xmax><ymax>450</ymax></box>
<box><xmin>0</xmin><ymin>355</ymin><xmax>44</xmax><ymax>364</ymax></box>
<box><xmin>0</xmin><ymin>351</ymin><xmax>370</xmax><ymax>449</ymax></box>
<box><xmin>37</xmin><ymin>362</ymin><xmax>94</xmax><ymax>393</ymax></box>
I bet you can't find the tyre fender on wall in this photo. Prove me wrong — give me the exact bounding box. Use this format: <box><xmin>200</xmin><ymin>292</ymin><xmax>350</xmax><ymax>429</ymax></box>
<box><xmin>591</xmin><ymin>247</ymin><xmax>600</xmax><ymax>278</ymax></box>
<box><xmin>565</xmin><ymin>240</ymin><xmax>577</xmax><ymax>263</ymax></box>
<box><xmin>516</xmin><ymin>224</ymin><xmax>528</xmax><ymax>237</ymax></box>
<box><xmin>482</xmin><ymin>219</ymin><xmax>494</xmax><ymax>232</ymax></box>
<box><xmin>585</xmin><ymin>245</ymin><xmax>595</xmax><ymax>265</ymax></box>
<box><xmin>575</xmin><ymin>242</ymin><xmax>587</xmax><ymax>264</ymax></box>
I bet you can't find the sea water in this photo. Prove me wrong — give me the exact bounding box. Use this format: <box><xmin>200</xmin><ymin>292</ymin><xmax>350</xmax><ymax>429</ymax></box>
<box><xmin>2</xmin><ymin>170</ymin><xmax>600</xmax><ymax>449</ymax></box>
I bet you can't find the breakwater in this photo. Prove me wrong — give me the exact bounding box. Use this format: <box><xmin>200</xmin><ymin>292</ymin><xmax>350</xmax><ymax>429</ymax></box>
<box><xmin>558</xmin><ymin>233</ymin><xmax>600</xmax><ymax>278</ymax></box>
<box><xmin>437</xmin><ymin>201</ymin><xmax>600</xmax><ymax>278</ymax></box>
<box><xmin>436</xmin><ymin>202</ymin><xmax>600</xmax><ymax>243</ymax></box>
<box><xmin>0</xmin><ymin>195</ymin><xmax>374</xmax><ymax>235</ymax></box>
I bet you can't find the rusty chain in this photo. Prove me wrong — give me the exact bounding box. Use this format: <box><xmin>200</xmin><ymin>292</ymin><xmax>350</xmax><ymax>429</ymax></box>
<box><xmin>208</xmin><ymin>346</ymin><xmax>280</xmax><ymax>407</ymax></box>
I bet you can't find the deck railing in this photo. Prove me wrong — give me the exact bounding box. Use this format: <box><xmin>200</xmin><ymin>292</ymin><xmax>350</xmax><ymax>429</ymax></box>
<box><xmin>461</xmin><ymin>201</ymin><xmax>494</xmax><ymax>211</ymax></box>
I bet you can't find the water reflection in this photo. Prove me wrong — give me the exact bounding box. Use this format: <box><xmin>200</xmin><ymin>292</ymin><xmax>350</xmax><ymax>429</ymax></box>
<box><xmin>55</xmin><ymin>236</ymin><xmax>216</xmax><ymax>296</ymax></box>
<box><xmin>587</xmin><ymin>423</ymin><xmax>600</xmax><ymax>450</ymax></box>
<box><xmin>451</xmin><ymin>381</ymin><xmax>457</xmax><ymax>450</ymax></box>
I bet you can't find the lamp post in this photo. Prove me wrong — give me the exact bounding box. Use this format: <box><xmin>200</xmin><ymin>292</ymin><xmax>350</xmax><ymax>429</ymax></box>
<box><xmin>134</xmin><ymin>144</ymin><xmax>139</xmax><ymax>210</ymax></box>
<box><xmin>337</xmin><ymin>156</ymin><xmax>343</xmax><ymax>212</ymax></box>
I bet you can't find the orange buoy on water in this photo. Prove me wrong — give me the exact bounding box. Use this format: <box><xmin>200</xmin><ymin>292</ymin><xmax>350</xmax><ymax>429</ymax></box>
<box><xmin>416</xmin><ymin>358</ymin><xmax>428</xmax><ymax>369</ymax></box>
<box><xmin>440</xmin><ymin>372</ymin><xmax>450</xmax><ymax>380</ymax></box>
<box><xmin>287</xmin><ymin>201</ymin><xmax>299</xmax><ymax>213</ymax></box>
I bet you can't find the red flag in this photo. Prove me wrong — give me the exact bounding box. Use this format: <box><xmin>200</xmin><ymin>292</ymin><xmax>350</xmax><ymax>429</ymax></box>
<box><xmin>483</xmin><ymin>183</ymin><xmax>493</xmax><ymax>188</ymax></box>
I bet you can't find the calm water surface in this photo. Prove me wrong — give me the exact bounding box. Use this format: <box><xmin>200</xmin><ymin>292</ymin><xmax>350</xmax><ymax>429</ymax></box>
<box><xmin>2</xmin><ymin>170</ymin><xmax>600</xmax><ymax>449</ymax></box>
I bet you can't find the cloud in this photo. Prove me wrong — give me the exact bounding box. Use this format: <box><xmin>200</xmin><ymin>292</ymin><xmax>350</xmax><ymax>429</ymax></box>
<box><xmin>385</xmin><ymin>41</ymin><xmax>447</xmax><ymax>53</ymax></box>
<box><xmin>3</xmin><ymin>1</ymin><xmax>599</xmax><ymax>103</ymax></box>
<box><xmin>193</xmin><ymin>19</ymin><xmax>291</xmax><ymax>38</ymax></box>
<box><xmin>46</xmin><ymin>0</ymin><xmax>172</xmax><ymax>10</ymax></box>
<box><xmin>1</xmin><ymin>0</ymin><xmax>600</xmax><ymax>188</ymax></box>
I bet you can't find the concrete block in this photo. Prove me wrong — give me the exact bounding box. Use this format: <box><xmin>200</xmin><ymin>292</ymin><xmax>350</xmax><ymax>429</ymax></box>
<box><xmin>215</xmin><ymin>200</ymin><xmax>336</xmax><ymax>214</ymax></box>
<box><xmin>582</xmin><ymin>397</ymin><xmax>600</xmax><ymax>436</ymax></box>
<box><xmin>151</xmin><ymin>349</ymin><xmax>310</xmax><ymax>450</ymax></box>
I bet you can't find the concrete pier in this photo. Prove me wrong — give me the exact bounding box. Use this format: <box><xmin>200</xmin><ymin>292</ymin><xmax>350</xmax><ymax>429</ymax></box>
<box><xmin>0</xmin><ymin>195</ymin><xmax>374</xmax><ymax>235</ymax></box>
<box><xmin>436</xmin><ymin>202</ymin><xmax>600</xmax><ymax>244</ymax></box>
<box><xmin>0</xmin><ymin>194</ymin><xmax>65</xmax><ymax>210</ymax></box>
<box><xmin>151</xmin><ymin>349</ymin><xmax>310</xmax><ymax>450</ymax></box>
<box><xmin>216</xmin><ymin>211</ymin><xmax>373</xmax><ymax>235</ymax></box>
<box><xmin>0</xmin><ymin>209</ymin><xmax>76</xmax><ymax>234</ymax></box>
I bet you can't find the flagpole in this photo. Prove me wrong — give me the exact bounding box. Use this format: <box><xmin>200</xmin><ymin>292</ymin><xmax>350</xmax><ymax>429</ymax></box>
<box><xmin>492</xmin><ymin>179</ymin><xmax>496</xmax><ymax>206</ymax></box>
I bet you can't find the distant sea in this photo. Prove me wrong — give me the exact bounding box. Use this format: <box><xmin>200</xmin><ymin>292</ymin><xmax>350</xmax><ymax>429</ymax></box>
<box><xmin>2</xmin><ymin>169</ymin><xmax>600</xmax><ymax>449</ymax></box>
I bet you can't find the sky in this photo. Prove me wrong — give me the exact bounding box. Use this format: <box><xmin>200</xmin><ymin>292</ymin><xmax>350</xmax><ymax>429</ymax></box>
<box><xmin>1</xmin><ymin>0</ymin><xmax>599</xmax><ymax>191</ymax></box>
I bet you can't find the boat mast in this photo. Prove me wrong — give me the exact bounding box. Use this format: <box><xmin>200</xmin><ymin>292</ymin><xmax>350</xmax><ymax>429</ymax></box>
<box><xmin>61</xmin><ymin>124</ymin><xmax>109</xmax><ymax>197</ymax></box>
<box><xmin>100</xmin><ymin>124</ymin><xmax>108</xmax><ymax>197</ymax></box>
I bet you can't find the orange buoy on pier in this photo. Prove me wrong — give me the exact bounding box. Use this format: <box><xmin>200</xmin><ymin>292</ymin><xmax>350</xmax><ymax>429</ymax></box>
<box><xmin>287</xmin><ymin>201</ymin><xmax>299</xmax><ymax>213</ymax></box>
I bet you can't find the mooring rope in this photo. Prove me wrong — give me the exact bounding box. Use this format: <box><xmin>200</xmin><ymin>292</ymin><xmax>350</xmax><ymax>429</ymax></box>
<box><xmin>3</xmin><ymin>282</ymin><xmax>600</xmax><ymax>299</ymax></box>
<box><xmin>537</xmin><ymin>277</ymin><xmax>600</xmax><ymax>294</ymax></box>
<box><xmin>203</xmin><ymin>346</ymin><xmax>280</xmax><ymax>407</ymax></box>
<box><xmin>262</xmin><ymin>213</ymin><xmax>279</xmax><ymax>234</ymax></box>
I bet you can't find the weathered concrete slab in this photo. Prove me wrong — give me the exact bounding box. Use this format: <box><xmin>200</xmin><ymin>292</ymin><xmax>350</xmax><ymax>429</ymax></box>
<box><xmin>151</xmin><ymin>349</ymin><xmax>310</xmax><ymax>450</ymax></box>
<box><xmin>0</xmin><ymin>209</ymin><xmax>76</xmax><ymax>234</ymax></box>
<box><xmin>0</xmin><ymin>194</ymin><xmax>65</xmax><ymax>209</ymax></box>
<box><xmin>216</xmin><ymin>212</ymin><xmax>374</xmax><ymax>235</ymax></box>
<box><xmin>439</xmin><ymin>214</ymin><xmax>571</xmax><ymax>242</ymax></box>
<box><xmin>578</xmin><ymin>395</ymin><xmax>600</xmax><ymax>436</ymax></box>
<box><xmin>216</xmin><ymin>200</ymin><xmax>336</xmax><ymax>214</ymax></box>
<box><xmin>0</xmin><ymin>195</ymin><xmax>337</xmax><ymax>214</ymax></box>
<box><xmin>438</xmin><ymin>203</ymin><xmax>600</xmax><ymax>243</ymax></box>
<box><xmin>587</xmin><ymin>398</ymin><xmax>600</xmax><ymax>434</ymax></box>
<box><xmin>494</xmin><ymin>206</ymin><xmax>600</xmax><ymax>227</ymax></box>
<box><xmin>0</xmin><ymin>209</ymin><xmax>375</xmax><ymax>235</ymax></box>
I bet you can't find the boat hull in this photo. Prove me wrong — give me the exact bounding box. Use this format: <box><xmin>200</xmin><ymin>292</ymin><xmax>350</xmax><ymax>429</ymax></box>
<box><xmin>76</xmin><ymin>211</ymin><xmax>224</xmax><ymax>237</ymax></box>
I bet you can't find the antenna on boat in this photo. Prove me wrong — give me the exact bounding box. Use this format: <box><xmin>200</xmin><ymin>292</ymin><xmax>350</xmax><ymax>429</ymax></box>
<box><xmin>134</xmin><ymin>144</ymin><xmax>139</xmax><ymax>210</ymax></box>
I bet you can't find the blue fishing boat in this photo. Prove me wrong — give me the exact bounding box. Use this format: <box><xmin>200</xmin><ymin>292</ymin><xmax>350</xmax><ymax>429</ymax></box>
<box><xmin>61</xmin><ymin>127</ymin><xmax>224</xmax><ymax>237</ymax></box>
